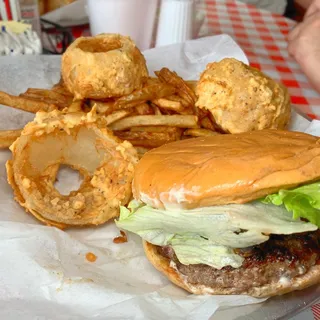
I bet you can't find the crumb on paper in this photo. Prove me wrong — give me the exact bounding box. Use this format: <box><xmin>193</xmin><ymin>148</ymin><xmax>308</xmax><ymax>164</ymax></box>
<box><xmin>56</xmin><ymin>277</ymin><xmax>94</xmax><ymax>292</ymax></box>
<box><xmin>86</xmin><ymin>252</ymin><xmax>97</xmax><ymax>263</ymax></box>
<box><xmin>64</xmin><ymin>277</ymin><xmax>94</xmax><ymax>284</ymax></box>
<box><xmin>113</xmin><ymin>230</ymin><xmax>128</xmax><ymax>244</ymax></box>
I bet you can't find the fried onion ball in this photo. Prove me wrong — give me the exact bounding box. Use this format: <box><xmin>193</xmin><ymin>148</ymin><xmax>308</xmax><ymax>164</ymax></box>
<box><xmin>196</xmin><ymin>58</ymin><xmax>291</xmax><ymax>133</ymax></box>
<box><xmin>62</xmin><ymin>34</ymin><xmax>149</xmax><ymax>100</ymax></box>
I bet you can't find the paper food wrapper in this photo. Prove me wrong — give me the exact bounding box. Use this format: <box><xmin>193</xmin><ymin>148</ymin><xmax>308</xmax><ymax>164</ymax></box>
<box><xmin>0</xmin><ymin>35</ymin><xmax>316</xmax><ymax>320</ymax></box>
<box><xmin>41</xmin><ymin>0</ymin><xmax>88</xmax><ymax>27</ymax></box>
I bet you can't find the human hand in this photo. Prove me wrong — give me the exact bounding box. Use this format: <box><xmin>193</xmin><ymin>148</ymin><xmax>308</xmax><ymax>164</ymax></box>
<box><xmin>304</xmin><ymin>0</ymin><xmax>320</xmax><ymax>16</ymax></box>
<box><xmin>288</xmin><ymin>0</ymin><xmax>320</xmax><ymax>93</ymax></box>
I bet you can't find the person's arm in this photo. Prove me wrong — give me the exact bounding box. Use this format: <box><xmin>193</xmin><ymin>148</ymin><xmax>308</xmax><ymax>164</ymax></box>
<box><xmin>288</xmin><ymin>0</ymin><xmax>320</xmax><ymax>93</ymax></box>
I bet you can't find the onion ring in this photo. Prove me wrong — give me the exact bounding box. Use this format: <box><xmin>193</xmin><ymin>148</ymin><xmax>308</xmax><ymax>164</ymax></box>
<box><xmin>6</xmin><ymin>108</ymin><xmax>138</xmax><ymax>229</ymax></box>
<box><xmin>62</xmin><ymin>34</ymin><xmax>149</xmax><ymax>100</ymax></box>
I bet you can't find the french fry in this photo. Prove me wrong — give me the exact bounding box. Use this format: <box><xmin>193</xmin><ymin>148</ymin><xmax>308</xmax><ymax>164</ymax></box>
<box><xmin>135</xmin><ymin>103</ymin><xmax>154</xmax><ymax>115</ymax></box>
<box><xmin>207</xmin><ymin>112</ymin><xmax>226</xmax><ymax>133</ymax></box>
<box><xmin>155</xmin><ymin>68</ymin><xmax>197</xmax><ymax>107</ymax></box>
<box><xmin>114</xmin><ymin>78</ymin><xmax>176</xmax><ymax>110</ymax></box>
<box><xmin>67</xmin><ymin>100</ymin><xmax>83</xmax><ymax>113</ymax></box>
<box><xmin>117</xmin><ymin>100</ymin><xmax>147</xmax><ymax>110</ymax></box>
<box><xmin>164</xmin><ymin>95</ymin><xmax>195</xmax><ymax>115</ymax></box>
<box><xmin>115</xmin><ymin>130</ymin><xmax>182</xmax><ymax>148</ymax></box>
<box><xmin>166</xmin><ymin>95</ymin><xmax>190</xmax><ymax>108</ymax></box>
<box><xmin>196</xmin><ymin>107</ymin><xmax>209</xmax><ymax>120</ymax></box>
<box><xmin>151</xmin><ymin>104</ymin><xmax>162</xmax><ymax>115</ymax></box>
<box><xmin>19</xmin><ymin>93</ymin><xmax>59</xmax><ymax>105</ymax></box>
<box><xmin>17</xmin><ymin>85</ymin><xmax>74</xmax><ymax>110</ymax></box>
<box><xmin>185</xmin><ymin>80</ymin><xmax>197</xmax><ymax>93</ymax></box>
<box><xmin>150</xmin><ymin>77</ymin><xmax>198</xmax><ymax>103</ymax></box>
<box><xmin>152</xmin><ymin>97</ymin><xmax>184</xmax><ymax>112</ymax></box>
<box><xmin>0</xmin><ymin>129</ymin><xmax>22</xmax><ymax>148</ymax></box>
<box><xmin>104</xmin><ymin>109</ymin><xmax>134</xmax><ymax>125</ymax></box>
<box><xmin>23</xmin><ymin>88</ymin><xmax>73</xmax><ymax>105</ymax></box>
<box><xmin>184</xmin><ymin>128</ymin><xmax>219</xmax><ymax>137</ymax></box>
<box><xmin>130</xmin><ymin>126</ymin><xmax>178</xmax><ymax>133</ymax></box>
<box><xmin>109</xmin><ymin>115</ymin><xmax>199</xmax><ymax>131</ymax></box>
<box><xmin>200</xmin><ymin>116</ymin><xmax>216</xmax><ymax>131</ymax></box>
<box><xmin>52</xmin><ymin>84</ymin><xmax>73</xmax><ymax>97</ymax></box>
<box><xmin>130</xmin><ymin>126</ymin><xmax>183</xmax><ymax>136</ymax></box>
<box><xmin>90</xmin><ymin>100</ymin><xmax>114</xmax><ymax>115</ymax></box>
<box><xmin>122</xmin><ymin>139</ymin><xmax>171</xmax><ymax>148</ymax></box>
<box><xmin>51</xmin><ymin>78</ymin><xmax>73</xmax><ymax>95</ymax></box>
<box><xmin>179</xmin><ymin>108</ymin><xmax>195</xmax><ymax>115</ymax></box>
<box><xmin>158</xmin><ymin>108</ymin><xmax>174</xmax><ymax>115</ymax></box>
<box><xmin>0</xmin><ymin>91</ymin><xmax>57</xmax><ymax>113</ymax></box>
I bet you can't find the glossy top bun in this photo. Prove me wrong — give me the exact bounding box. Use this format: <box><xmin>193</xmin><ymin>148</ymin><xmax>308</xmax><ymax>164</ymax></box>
<box><xmin>133</xmin><ymin>130</ymin><xmax>320</xmax><ymax>209</ymax></box>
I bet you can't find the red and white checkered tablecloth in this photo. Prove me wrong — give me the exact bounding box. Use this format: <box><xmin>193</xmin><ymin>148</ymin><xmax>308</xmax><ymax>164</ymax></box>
<box><xmin>197</xmin><ymin>1</ymin><xmax>320</xmax><ymax>319</ymax></box>
<box><xmin>313</xmin><ymin>305</ymin><xmax>320</xmax><ymax>320</ymax></box>
<box><xmin>199</xmin><ymin>0</ymin><xmax>320</xmax><ymax>121</ymax></box>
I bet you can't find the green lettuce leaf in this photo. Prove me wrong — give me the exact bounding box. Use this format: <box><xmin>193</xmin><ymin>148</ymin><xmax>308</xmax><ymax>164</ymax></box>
<box><xmin>115</xmin><ymin>201</ymin><xmax>317</xmax><ymax>269</ymax></box>
<box><xmin>170</xmin><ymin>235</ymin><xmax>244</xmax><ymax>269</ymax></box>
<box><xmin>262</xmin><ymin>182</ymin><xmax>320</xmax><ymax>227</ymax></box>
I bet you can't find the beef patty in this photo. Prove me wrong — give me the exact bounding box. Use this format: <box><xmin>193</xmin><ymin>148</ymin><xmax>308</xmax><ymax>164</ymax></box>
<box><xmin>158</xmin><ymin>231</ymin><xmax>320</xmax><ymax>294</ymax></box>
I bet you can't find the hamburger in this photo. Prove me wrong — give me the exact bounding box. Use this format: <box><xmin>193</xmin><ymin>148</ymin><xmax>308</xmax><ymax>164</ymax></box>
<box><xmin>116</xmin><ymin>129</ymin><xmax>320</xmax><ymax>297</ymax></box>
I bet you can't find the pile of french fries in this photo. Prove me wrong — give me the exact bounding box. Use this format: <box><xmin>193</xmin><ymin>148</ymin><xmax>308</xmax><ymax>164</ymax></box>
<box><xmin>0</xmin><ymin>68</ymin><xmax>220</xmax><ymax>156</ymax></box>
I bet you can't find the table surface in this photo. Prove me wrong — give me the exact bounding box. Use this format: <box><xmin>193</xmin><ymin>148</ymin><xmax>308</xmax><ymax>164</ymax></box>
<box><xmin>198</xmin><ymin>1</ymin><xmax>320</xmax><ymax>319</ymax></box>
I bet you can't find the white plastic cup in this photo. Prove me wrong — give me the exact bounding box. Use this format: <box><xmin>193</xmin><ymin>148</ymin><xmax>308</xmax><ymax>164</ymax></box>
<box><xmin>87</xmin><ymin>0</ymin><xmax>158</xmax><ymax>51</ymax></box>
<box><xmin>156</xmin><ymin>0</ymin><xmax>194</xmax><ymax>47</ymax></box>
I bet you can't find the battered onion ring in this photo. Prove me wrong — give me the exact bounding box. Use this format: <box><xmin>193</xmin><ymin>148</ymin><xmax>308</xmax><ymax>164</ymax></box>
<box><xmin>6</xmin><ymin>108</ymin><xmax>138</xmax><ymax>229</ymax></box>
<box><xmin>62</xmin><ymin>34</ymin><xmax>149</xmax><ymax>100</ymax></box>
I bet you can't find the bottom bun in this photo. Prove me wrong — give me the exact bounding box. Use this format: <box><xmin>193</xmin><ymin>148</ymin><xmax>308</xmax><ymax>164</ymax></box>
<box><xmin>143</xmin><ymin>241</ymin><xmax>320</xmax><ymax>297</ymax></box>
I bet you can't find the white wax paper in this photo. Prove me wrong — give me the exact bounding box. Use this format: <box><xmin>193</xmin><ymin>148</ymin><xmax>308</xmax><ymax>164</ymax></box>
<box><xmin>0</xmin><ymin>35</ymin><xmax>317</xmax><ymax>320</ymax></box>
<box><xmin>41</xmin><ymin>0</ymin><xmax>88</xmax><ymax>27</ymax></box>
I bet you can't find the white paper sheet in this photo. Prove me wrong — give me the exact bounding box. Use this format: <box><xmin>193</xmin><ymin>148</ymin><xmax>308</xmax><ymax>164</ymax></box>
<box><xmin>0</xmin><ymin>35</ymin><xmax>317</xmax><ymax>320</ymax></box>
<box><xmin>144</xmin><ymin>34</ymin><xmax>249</xmax><ymax>80</ymax></box>
<box><xmin>41</xmin><ymin>0</ymin><xmax>88</xmax><ymax>27</ymax></box>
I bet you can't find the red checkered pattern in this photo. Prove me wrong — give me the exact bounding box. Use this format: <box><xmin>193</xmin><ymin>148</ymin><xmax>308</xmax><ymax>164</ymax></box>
<box><xmin>313</xmin><ymin>304</ymin><xmax>320</xmax><ymax>320</ymax></box>
<box><xmin>199</xmin><ymin>0</ymin><xmax>320</xmax><ymax>120</ymax></box>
